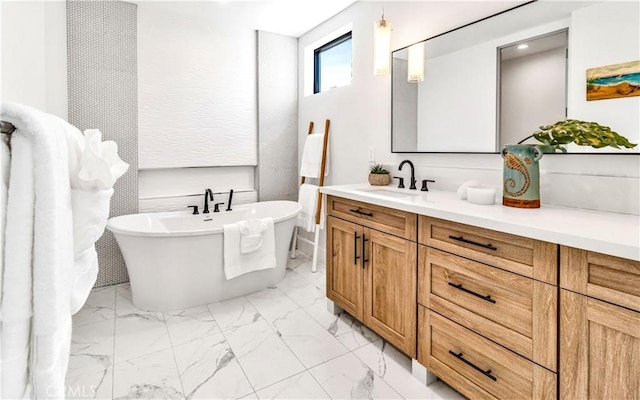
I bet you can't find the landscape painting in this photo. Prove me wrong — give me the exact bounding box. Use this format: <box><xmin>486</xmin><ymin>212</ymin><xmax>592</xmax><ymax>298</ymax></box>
<box><xmin>587</xmin><ymin>60</ymin><xmax>640</xmax><ymax>101</ymax></box>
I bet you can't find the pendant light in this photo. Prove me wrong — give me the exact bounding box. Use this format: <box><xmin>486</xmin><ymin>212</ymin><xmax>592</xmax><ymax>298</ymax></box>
<box><xmin>373</xmin><ymin>9</ymin><xmax>391</xmax><ymax>76</ymax></box>
<box><xmin>407</xmin><ymin>42</ymin><xmax>425</xmax><ymax>82</ymax></box>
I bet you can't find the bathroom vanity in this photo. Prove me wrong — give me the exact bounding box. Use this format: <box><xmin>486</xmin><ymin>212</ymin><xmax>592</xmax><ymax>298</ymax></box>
<box><xmin>320</xmin><ymin>184</ymin><xmax>639</xmax><ymax>400</ymax></box>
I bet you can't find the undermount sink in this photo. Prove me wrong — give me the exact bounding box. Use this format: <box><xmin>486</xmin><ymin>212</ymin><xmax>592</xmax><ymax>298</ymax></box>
<box><xmin>355</xmin><ymin>188</ymin><xmax>420</xmax><ymax>198</ymax></box>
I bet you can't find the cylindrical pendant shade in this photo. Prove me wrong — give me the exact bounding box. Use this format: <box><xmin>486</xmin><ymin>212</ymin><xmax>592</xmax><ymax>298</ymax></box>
<box><xmin>408</xmin><ymin>42</ymin><xmax>425</xmax><ymax>82</ymax></box>
<box><xmin>374</xmin><ymin>19</ymin><xmax>391</xmax><ymax>76</ymax></box>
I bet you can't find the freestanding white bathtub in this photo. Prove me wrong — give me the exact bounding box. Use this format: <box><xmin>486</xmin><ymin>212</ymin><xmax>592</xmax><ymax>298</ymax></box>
<box><xmin>106</xmin><ymin>201</ymin><xmax>301</xmax><ymax>311</ymax></box>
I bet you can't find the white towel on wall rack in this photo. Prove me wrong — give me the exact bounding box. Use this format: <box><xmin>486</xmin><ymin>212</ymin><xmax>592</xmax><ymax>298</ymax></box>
<box><xmin>1</xmin><ymin>102</ymin><xmax>75</xmax><ymax>399</ymax></box>
<box><xmin>1</xmin><ymin>102</ymin><xmax>126</xmax><ymax>398</ymax></box>
<box><xmin>296</xmin><ymin>184</ymin><xmax>326</xmax><ymax>233</ymax></box>
<box><xmin>299</xmin><ymin>133</ymin><xmax>329</xmax><ymax>178</ymax></box>
<box><xmin>1</xmin><ymin>133</ymin><xmax>35</xmax><ymax>399</ymax></box>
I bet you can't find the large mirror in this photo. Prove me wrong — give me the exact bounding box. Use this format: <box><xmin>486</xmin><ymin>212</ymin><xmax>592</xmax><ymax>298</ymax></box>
<box><xmin>392</xmin><ymin>1</ymin><xmax>640</xmax><ymax>154</ymax></box>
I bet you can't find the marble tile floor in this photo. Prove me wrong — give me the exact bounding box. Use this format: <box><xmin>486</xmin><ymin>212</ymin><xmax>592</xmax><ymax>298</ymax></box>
<box><xmin>69</xmin><ymin>255</ymin><xmax>465</xmax><ymax>400</ymax></box>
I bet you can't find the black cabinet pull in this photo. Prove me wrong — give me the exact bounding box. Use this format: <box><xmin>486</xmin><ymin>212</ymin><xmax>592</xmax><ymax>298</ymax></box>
<box><xmin>448</xmin><ymin>283</ymin><xmax>496</xmax><ymax>304</ymax></box>
<box><xmin>350</xmin><ymin>208</ymin><xmax>374</xmax><ymax>217</ymax></box>
<box><xmin>448</xmin><ymin>351</ymin><xmax>497</xmax><ymax>381</ymax></box>
<box><xmin>448</xmin><ymin>235</ymin><xmax>497</xmax><ymax>251</ymax></box>
<box><xmin>362</xmin><ymin>233</ymin><xmax>369</xmax><ymax>268</ymax></box>
<box><xmin>353</xmin><ymin>232</ymin><xmax>360</xmax><ymax>265</ymax></box>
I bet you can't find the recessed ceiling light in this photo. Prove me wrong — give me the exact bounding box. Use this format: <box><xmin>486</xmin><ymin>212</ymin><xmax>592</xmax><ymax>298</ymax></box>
<box><xmin>517</xmin><ymin>44</ymin><xmax>529</xmax><ymax>50</ymax></box>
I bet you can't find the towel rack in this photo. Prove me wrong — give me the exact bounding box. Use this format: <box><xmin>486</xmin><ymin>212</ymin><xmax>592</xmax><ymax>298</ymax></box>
<box><xmin>1</xmin><ymin>120</ymin><xmax>16</xmax><ymax>135</ymax></box>
<box><xmin>290</xmin><ymin>119</ymin><xmax>330</xmax><ymax>273</ymax></box>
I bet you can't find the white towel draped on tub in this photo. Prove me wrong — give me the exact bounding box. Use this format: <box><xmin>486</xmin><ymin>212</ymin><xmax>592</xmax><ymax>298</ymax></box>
<box><xmin>237</xmin><ymin>217</ymin><xmax>270</xmax><ymax>254</ymax></box>
<box><xmin>223</xmin><ymin>218</ymin><xmax>276</xmax><ymax>280</ymax></box>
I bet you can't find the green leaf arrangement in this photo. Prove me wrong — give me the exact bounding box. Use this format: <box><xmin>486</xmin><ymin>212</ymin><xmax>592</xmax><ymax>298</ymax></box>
<box><xmin>369</xmin><ymin>164</ymin><xmax>390</xmax><ymax>174</ymax></box>
<box><xmin>518</xmin><ymin>119</ymin><xmax>637</xmax><ymax>153</ymax></box>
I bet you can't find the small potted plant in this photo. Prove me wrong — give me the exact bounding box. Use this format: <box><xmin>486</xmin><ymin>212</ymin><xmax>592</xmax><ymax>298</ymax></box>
<box><xmin>517</xmin><ymin>119</ymin><xmax>637</xmax><ymax>153</ymax></box>
<box><xmin>368</xmin><ymin>164</ymin><xmax>391</xmax><ymax>186</ymax></box>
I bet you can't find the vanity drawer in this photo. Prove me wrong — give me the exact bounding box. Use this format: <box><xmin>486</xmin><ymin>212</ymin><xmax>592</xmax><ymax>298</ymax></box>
<box><xmin>418</xmin><ymin>307</ymin><xmax>556</xmax><ymax>400</ymax></box>
<box><xmin>326</xmin><ymin>195</ymin><xmax>417</xmax><ymax>241</ymax></box>
<box><xmin>418</xmin><ymin>216</ymin><xmax>557</xmax><ymax>285</ymax></box>
<box><xmin>418</xmin><ymin>246</ymin><xmax>557</xmax><ymax>371</ymax></box>
<box><xmin>561</xmin><ymin>246</ymin><xmax>640</xmax><ymax>312</ymax></box>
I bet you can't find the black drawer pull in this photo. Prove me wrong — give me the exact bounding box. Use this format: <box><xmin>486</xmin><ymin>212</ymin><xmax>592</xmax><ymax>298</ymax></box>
<box><xmin>354</xmin><ymin>232</ymin><xmax>360</xmax><ymax>265</ymax></box>
<box><xmin>448</xmin><ymin>283</ymin><xmax>496</xmax><ymax>304</ymax></box>
<box><xmin>448</xmin><ymin>235</ymin><xmax>497</xmax><ymax>251</ymax></box>
<box><xmin>448</xmin><ymin>351</ymin><xmax>497</xmax><ymax>381</ymax></box>
<box><xmin>350</xmin><ymin>208</ymin><xmax>374</xmax><ymax>217</ymax></box>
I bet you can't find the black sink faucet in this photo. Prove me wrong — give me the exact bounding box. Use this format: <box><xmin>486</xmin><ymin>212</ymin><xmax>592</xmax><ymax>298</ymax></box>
<box><xmin>398</xmin><ymin>160</ymin><xmax>417</xmax><ymax>190</ymax></box>
<box><xmin>203</xmin><ymin>189</ymin><xmax>214</xmax><ymax>213</ymax></box>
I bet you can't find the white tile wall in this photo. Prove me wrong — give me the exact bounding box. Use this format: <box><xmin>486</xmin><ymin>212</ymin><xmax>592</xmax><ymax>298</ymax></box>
<box><xmin>67</xmin><ymin>0</ymin><xmax>138</xmax><ymax>287</ymax></box>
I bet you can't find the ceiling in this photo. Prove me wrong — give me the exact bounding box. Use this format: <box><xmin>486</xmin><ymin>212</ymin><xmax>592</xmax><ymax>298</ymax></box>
<box><xmin>244</xmin><ymin>0</ymin><xmax>358</xmax><ymax>37</ymax></box>
<box><xmin>132</xmin><ymin>0</ymin><xmax>358</xmax><ymax>37</ymax></box>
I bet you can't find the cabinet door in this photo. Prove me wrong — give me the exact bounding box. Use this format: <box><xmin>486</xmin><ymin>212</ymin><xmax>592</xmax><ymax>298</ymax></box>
<box><xmin>326</xmin><ymin>216</ymin><xmax>363</xmax><ymax>320</ymax></box>
<box><xmin>560</xmin><ymin>289</ymin><xmax>640</xmax><ymax>400</ymax></box>
<box><xmin>363</xmin><ymin>228</ymin><xmax>417</xmax><ymax>357</ymax></box>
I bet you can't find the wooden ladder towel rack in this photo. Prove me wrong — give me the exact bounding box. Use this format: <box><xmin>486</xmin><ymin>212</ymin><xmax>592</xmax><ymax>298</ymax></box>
<box><xmin>291</xmin><ymin>119</ymin><xmax>330</xmax><ymax>273</ymax></box>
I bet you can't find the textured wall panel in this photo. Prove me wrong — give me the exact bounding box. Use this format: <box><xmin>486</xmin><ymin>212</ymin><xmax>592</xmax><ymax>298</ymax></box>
<box><xmin>67</xmin><ymin>0</ymin><xmax>138</xmax><ymax>287</ymax></box>
<box><xmin>257</xmin><ymin>31</ymin><xmax>299</xmax><ymax>202</ymax></box>
<box><xmin>137</xmin><ymin>2</ymin><xmax>257</xmax><ymax>169</ymax></box>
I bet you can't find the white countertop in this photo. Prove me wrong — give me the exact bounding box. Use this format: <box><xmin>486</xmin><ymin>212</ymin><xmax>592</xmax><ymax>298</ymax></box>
<box><xmin>320</xmin><ymin>184</ymin><xmax>640</xmax><ymax>261</ymax></box>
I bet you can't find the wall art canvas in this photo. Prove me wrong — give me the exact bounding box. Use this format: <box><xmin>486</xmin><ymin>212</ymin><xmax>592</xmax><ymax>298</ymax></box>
<box><xmin>587</xmin><ymin>60</ymin><xmax>640</xmax><ymax>101</ymax></box>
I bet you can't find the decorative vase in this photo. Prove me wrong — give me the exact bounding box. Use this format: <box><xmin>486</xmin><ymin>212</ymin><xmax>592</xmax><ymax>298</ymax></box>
<box><xmin>368</xmin><ymin>173</ymin><xmax>390</xmax><ymax>186</ymax></box>
<box><xmin>501</xmin><ymin>144</ymin><xmax>543</xmax><ymax>208</ymax></box>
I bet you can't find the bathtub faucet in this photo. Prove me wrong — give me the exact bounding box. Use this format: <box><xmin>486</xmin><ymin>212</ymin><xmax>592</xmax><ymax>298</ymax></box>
<box><xmin>226</xmin><ymin>189</ymin><xmax>234</xmax><ymax>211</ymax></box>
<box><xmin>203</xmin><ymin>189</ymin><xmax>214</xmax><ymax>213</ymax></box>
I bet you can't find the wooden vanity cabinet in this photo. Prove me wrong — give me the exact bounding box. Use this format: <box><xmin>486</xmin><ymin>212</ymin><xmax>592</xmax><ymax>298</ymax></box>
<box><xmin>324</xmin><ymin>194</ymin><xmax>640</xmax><ymax>399</ymax></box>
<box><xmin>326</xmin><ymin>196</ymin><xmax>417</xmax><ymax>357</ymax></box>
<box><xmin>560</xmin><ymin>247</ymin><xmax>640</xmax><ymax>400</ymax></box>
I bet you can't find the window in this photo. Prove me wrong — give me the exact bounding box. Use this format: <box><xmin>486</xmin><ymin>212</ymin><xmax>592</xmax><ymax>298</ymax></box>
<box><xmin>314</xmin><ymin>32</ymin><xmax>352</xmax><ymax>94</ymax></box>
